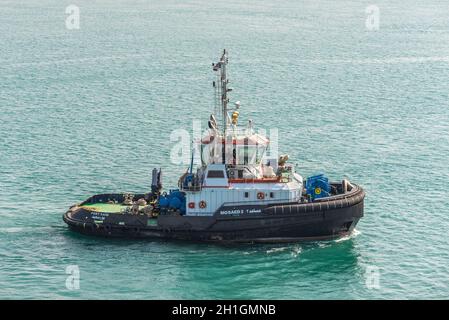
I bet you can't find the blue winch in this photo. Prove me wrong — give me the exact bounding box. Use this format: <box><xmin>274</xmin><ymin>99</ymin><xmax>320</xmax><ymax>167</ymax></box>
<box><xmin>306</xmin><ymin>173</ymin><xmax>331</xmax><ymax>201</ymax></box>
<box><xmin>158</xmin><ymin>189</ymin><xmax>186</xmax><ymax>214</ymax></box>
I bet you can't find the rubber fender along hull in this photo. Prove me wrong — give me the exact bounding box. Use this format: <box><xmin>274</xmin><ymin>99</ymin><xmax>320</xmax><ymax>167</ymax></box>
<box><xmin>63</xmin><ymin>185</ymin><xmax>365</xmax><ymax>243</ymax></box>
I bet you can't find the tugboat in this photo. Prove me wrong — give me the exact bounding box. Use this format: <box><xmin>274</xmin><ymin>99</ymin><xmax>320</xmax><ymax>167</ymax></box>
<box><xmin>63</xmin><ymin>50</ymin><xmax>365</xmax><ymax>243</ymax></box>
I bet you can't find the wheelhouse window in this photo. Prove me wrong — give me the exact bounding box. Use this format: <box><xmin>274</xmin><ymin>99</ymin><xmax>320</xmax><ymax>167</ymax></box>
<box><xmin>235</xmin><ymin>144</ymin><xmax>267</xmax><ymax>165</ymax></box>
<box><xmin>207</xmin><ymin>170</ymin><xmax>225</xmax><ymax>178</ymax></box>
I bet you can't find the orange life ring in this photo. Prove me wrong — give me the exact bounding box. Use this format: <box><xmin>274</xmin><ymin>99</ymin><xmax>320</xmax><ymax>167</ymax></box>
<box><xmin>257</xmin><ymin>192</ymin><xmax>265</xmax><ymax>200</ymax></box>
<box><xmin>199</xmin><ymin>200</ymin><xmax>207</xmax><ymax>209</ymax></box>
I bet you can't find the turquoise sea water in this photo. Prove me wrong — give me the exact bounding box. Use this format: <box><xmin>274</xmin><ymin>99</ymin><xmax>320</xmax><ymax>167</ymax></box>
<box><xmin>1</xmin><ymin>0</ymin><xmax>449</xmax><ymax>299</ymax></box>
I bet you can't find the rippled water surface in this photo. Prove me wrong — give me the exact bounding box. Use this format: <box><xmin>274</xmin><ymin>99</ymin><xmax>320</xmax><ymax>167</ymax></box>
<box><xmin>1</xmin><ymin>0</ymin><xmax>449</xmax><ymax>299</ymax></box>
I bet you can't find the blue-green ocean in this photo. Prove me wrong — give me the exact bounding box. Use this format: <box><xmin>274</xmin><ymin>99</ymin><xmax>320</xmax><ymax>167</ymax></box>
<box><xmin>1</xmin><ymin>0</ymin><xmax>449</xmax><ymax>299</ymax></box>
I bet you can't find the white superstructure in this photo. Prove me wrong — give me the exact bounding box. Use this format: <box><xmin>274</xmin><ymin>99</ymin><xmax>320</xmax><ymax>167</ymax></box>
<box><xmin>178</xmin><ymin>50</ymin><xmax>303</xmax><ymax>216</ymax></box>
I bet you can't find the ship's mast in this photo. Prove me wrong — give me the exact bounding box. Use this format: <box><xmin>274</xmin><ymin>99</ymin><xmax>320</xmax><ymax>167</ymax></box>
<box><xmin>212</xmin><ymin>49</ymin><xmax>230</xmax><ymax>139</ymax></box>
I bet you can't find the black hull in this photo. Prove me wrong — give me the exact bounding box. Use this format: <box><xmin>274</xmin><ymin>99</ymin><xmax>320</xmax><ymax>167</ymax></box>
<box><xmin>65</xmin><ymin>217</ymin><xmax>360</xmax><ymax>243</ymax></box>
<box><xmin>63</xmin><ymin>185</ymin><xmax>365</xmax><ymax>243</ymax></box>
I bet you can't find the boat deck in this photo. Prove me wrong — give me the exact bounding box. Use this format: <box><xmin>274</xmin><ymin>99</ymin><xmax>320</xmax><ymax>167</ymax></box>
<box><xmin>80</xmin><ymin>203</ymin><xmax>146</xmax><ymax>213</ymax></box>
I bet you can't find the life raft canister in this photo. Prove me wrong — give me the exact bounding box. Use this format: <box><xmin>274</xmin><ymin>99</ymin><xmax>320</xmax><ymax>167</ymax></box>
<box><xmin>257</xmin><ymin>192</ymin><xmax>265</xmax><ymax>200</ymax></box>
<box><xmin>199</xmin><ymin>200</ymin><xmax>207</xmax><ymax>209</ymax></box>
